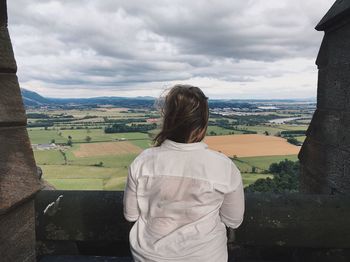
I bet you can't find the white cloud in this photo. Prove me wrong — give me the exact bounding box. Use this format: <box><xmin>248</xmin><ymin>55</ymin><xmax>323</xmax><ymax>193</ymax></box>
<box><xmin>7</xmin><ymin>0</ymin><xmax>335</xmax><ymax>99</ymax></box>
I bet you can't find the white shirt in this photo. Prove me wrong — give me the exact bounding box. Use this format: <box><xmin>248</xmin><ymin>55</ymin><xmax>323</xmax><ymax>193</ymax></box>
<box><xmin>123</xmin><ymin>139</ymin><xmax>245</xmax><ymax>262</ymax></box>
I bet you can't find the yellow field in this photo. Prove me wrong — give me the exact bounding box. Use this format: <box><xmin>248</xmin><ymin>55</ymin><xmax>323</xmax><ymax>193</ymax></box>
<box><xmin>73</xmin><ymin>141</ymin><xmax>142</xmax><ymax>157</ymax></box>
<box><xmin>204</xmin><ymin>134</ymin><xmax>300</xmax><ymax>157</ymax></box>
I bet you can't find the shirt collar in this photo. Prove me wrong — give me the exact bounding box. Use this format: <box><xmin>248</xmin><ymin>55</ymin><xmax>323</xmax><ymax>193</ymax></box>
<box><xmin>161</xmin><ymin>139</ymin><xmax>208</xmax><ymax>151</ymax></box>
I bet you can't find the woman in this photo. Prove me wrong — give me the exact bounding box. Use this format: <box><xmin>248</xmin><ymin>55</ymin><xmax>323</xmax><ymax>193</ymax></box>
<box><xmin>123</xmin><ymin>84</ymin><xmax>245</xmax><ymax>262</ymax></box>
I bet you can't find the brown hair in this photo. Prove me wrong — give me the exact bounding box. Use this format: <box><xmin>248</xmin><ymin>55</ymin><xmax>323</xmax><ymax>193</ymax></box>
<box><xmin>153</xmin><ymin>84</ymin><xmax>209</xmax><ymax>146</ymax></box>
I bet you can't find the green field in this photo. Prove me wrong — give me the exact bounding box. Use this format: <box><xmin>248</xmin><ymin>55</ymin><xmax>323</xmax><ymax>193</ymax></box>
<box><xmin>241</xmin><ymin>173</ymin><xmax>273</xmax><ymax>186</ymax></box>
<box><xmin>206</xmin><ymin>125</ymin><xmax>245</xmax><ymax>135</ymax></box>
<box><xmin>295</xmin><ymin>136</ymin><xmax>306</xmax><ymax>143</ymax></box>
<box><xmin>59</xmin><ymin>129</ymin><xmax>149</xmax><ymax>143</ymax></box>
<box><xmin>28</xmin><ymin>129</ymin><xmax>67</xmax><ymax>144</ymax></box>
<box><xmin>233</xmin><ymin>154</ymin><xmax>298</xmax><ymax>173</ymax></box>
<box><xmin>235</xmin><ymin>124</ymin><xmax>308</xmax><ymax>136</ymax></box>
<box><xmin>41</xmin><ymin>165</ymin><xmax>127</xmax><ymax>190</ymax></box>
<box><xmin>28</xmin><ymin>107</ymin><xmax>307</xmax><ymax>191</ymax></box>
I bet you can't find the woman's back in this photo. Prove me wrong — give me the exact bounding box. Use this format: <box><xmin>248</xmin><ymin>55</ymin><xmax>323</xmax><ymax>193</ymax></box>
<box><xmin>123</xmin><ymin>139</ymin><xmax>245</xmax><ymax>262</ymax></box>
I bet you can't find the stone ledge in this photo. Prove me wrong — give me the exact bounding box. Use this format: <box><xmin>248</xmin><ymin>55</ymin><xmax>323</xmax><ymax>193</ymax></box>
<box><xmin>316</xmin><ymin>0</ymin><xmax>350</xmax><ymax>31</ymax></box>
<box><xmin>0</xmin><ymin>200</ymin><xmax>36</xmax><ymax>262</ymax></box>
<box><xmin>0</xmin><ymin>27</ymin><xmax>16</xmax><ymax>73</ymax></box>
<box><xmin>36</xmin><ymin>191</ymin><xmax>350</xmax><ymax>250</ymax></box>
<box><xmin>0</xmin><ymin>73</ymin><xmax>27</xmax><ymax>125</ymax></box>
<box><xmin>316</xmin><ymin>25</ymin><xmax>350</xmax><ymax>68</ymax></box>
<box><xmin>0</xmin><ymin>126</ymin><xmax>42</xmax><ymax>213</ymax></box>
<box><xmin>0</xmin><ymin>0</ymin><xmax>7</xmax><ymax>27</ymax></box>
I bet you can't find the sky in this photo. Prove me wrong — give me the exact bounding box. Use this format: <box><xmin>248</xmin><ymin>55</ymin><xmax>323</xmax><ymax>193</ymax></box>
<box><xmin>8</xmin><ymin>0</ymin><xmax>335</xmax><ymax>99</ymax></box>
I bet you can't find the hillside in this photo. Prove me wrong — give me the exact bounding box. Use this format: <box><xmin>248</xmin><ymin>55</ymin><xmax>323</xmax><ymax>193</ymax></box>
<box><xmin>21</xmin><ymin>88</ymin><xmax>53</xmax><ymax>106</ymax></box>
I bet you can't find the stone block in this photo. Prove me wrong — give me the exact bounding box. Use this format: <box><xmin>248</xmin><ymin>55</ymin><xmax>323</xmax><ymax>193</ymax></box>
<box><xmin>299</xmin><ymin>165</ymin><xmax>331</xmax><ymax>194</ymax></box>
<box><xmin>0</xmin><ymin>126</ymin><xmax>42</xmax><ymax>213</ymax></box>
<box><xmin>299</xmin><ymin>136</ymin><xmax>350</xmax><ymax>194</ymax></box>
<box><xmin>35</xmin><ymin>191</ymin><xmax>130</xmax><ymax>242</ymax></box>
<box><xmin>326</xmin><ymin>148</ymin><xmax>350</xmax><ymax>194</ymax></box>
<box><xmin>315</xmin><ymin>36</ymin><xmax>328</xmax><ymax>68</ymax></box>
<box><xmin>0</xmin><ymin>0</ymin><xmax>7</xmax><ymax>27</ymax></box>
<box><xmin>235</xmin><ymin>193</ymin><xmax>350</xmax><ymax>248</ymax></box>
<box><xmin>0</xmin><ymin>200</ymin><xmax>36</xmax><ymax>262</ymax></box>
<box><xmin>299</xmin><ymin>137</ymin><xmax>328</xmax><ymax>175</ymax></box>
<box><xmin>306</xmin><ymin>109</ymin><xmax>342</xmax><ymax>147</ymax></box>
<box><xmin>340</xmin><ymin>111</ymin><xmax>350</xmax><ymax>147</ymax></box>
<box><xmin>0</xmin><ymin>73</ymin><xmax>26</xmax><ymax>125</ymax></box>
<box><xmin>317</xmin><ymin>65</ymin><xmax>350</xmax><ymax>111</ymax></box>
<box><xmin>316</xmin><ymin>0</ymin><xmax>350</xmax><ymax>31</ymax></box>
<box><xmin>316</xmin><ymin>24</ymin><xmax>350</xmax><ymax>67</ymax></box>
<box><xmin>0</xmin><ymin>27</ymin><xmax>16</xmax><ymax>73</ymax></box>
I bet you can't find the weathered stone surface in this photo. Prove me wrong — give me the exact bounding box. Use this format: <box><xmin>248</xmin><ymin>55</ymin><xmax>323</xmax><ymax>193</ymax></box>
<box><xmin>40</xmin><ymin>256</ymin><xmax>133</xmax><ymax>262</ymax></box>
<box><xmin>299</xmin><ymin>137</ymin><xmax>350</xmax><ymax>194</ymax></box>
<box><xmin>0</xmin><ymin>126</ymin><xmax>42</xmax><ymax>213</ymax></box>
<box><xmin>318</xmin><ymin>25</ymin><xmax>350</xmax><ymax>68</ymax></box>
<box><xmin>316</xmin><ymin>0</ymin><xmax>350</xmax><ymax>31</ymax></box>
<box><xmin>36</xmin><ymin>191</ymin><xmax>130</xmax><ymax>242</ymax></box>
<box><xmin>0</xmin><ymin>27</ymin><xmax>16</xmax><ymax>73</ymax></box>
<box><xmin>35</xmin><ymin>191</ymin><xmax>350</xmax><ymax>251</ymax></box>
<box><xmin>0</xmin><ymin>200</ymin><xmax>36</xmax><ymax>262</ymax></box>
<box><xmin>303</xmin><ymin>4</ymin><xmax>350</xmax><ymax>193</ymax></box>
<box><xmin>315</xmin><ymin>36</ymin><xmax>328</xmax><ymax>68</ymax></box>
<box><xmin>0</xmin><ymin>73</ymin><xmax>26</xmax><ymax>125</ymax></box>
<box><xmin>305</xmin><ymin>109</ymin><xmax>350</xmax><ymax>148</ymax></box>
<box><xmin>299</xmin><ymin>165</ymin><xmax>330</xmax><ymax>194</ymax></box>
<box><xmin>0</xmin><ymin>0</ymin><xmax>7</xmax><ymax>27</ymax></box>
<box><xmin>299</xmin><ymin>137</ymin><xmax>327</xmax><ymax>174</ymax></box>
<box><xmin>317</xmin><ymin>65</ymin><xmax>350</xmax><ymax>111</ymax></box>
<box><xmin>235</xmin><ymin>193</ymin><xmax>350</xmax><ymax>248</ymax></box>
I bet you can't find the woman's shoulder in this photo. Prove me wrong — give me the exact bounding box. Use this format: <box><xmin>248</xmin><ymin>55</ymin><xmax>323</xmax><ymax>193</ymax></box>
<box><xmin>130</xmin><ymin>146</ymin><xmax>160</xmax><ymax>166</ymax></box>
<box><xmin>203</xmin><ymin>147</ymin><xmax>233</xmax><ymax>164</ymax></box>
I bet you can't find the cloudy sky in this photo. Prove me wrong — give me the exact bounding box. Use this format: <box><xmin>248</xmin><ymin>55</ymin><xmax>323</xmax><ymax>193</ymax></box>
<box><xmin>8</xmin><ymin>0</ymin><xmax>334</xmax><ymax>99</ymax></box>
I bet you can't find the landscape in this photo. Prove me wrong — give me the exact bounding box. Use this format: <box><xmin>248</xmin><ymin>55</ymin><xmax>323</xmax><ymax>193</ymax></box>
<box><xmin>23</xmin><ymin>88</ymin><xmax>314</xmax><ymax>191</ymax></box>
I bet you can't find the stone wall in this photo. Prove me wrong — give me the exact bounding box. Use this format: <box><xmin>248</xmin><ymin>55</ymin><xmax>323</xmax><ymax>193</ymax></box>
<box><xmin>299</xmin><ymin>0</ymin><xmax>350</xmax><ymax>194</ymax></box>
<box><xmin>0</xmin><ymin>0</ymin><xmax>42</xmax><ymax>261</ymax></box>
<box><xmin>35</xmin><ymin>191</ymin><xmax>350</xmax><ymax>262</ymax></box>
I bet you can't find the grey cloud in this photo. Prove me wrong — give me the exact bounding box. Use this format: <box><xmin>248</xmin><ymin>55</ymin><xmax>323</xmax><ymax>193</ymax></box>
<box><xmin>7</xmin><ymin>0</ymin><xmax>335</xmax><ymax>97</ymax></box>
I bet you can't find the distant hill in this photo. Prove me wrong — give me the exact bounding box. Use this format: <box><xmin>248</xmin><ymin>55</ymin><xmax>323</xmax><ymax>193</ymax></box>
<box><xmin>20</xmin><ymin>88</ymin><xmax>316</xmax><ymax>109</ymax></box>
<box><xmin>21</xmin><ymin>88</ymin><xmax>53</xmax><ymax>106</ymax></box>
<box><xmin>20</xmin><ymin>88</ymin><xmax>157</xmax><ymax>108</ymax></box>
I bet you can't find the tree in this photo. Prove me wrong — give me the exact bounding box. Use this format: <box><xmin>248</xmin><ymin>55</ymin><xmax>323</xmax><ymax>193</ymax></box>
<box><xmin>264</xmin><ymin>131</ymin><xmax>269</xmax><ymax>136</ymax></box>
<box><xmin>85</xmin><ymin>136</ymin><xmax>92</xmax><ymax>143</ymax></box>
<box><xmin>251</xmin><ymin>166</ymin><xmax>257</xmax><ymax>173</ymax></box>
<box><xmin>245</xmin><ymin>159</ymin><xmax>300</xmax><ymax>193</ymax></box>
<box><xmin>51</xmin><ymin>139</ymin><xmax>55</xmax><ymax>144</ymax></box>
<box><xmin>67</xmin><ymin>138</ymin><xmax>73</xmax><ymax>147</ymax></box>
<box><xmin>287</xmin><ymin>137</ymin><xmax>301</xmax><ymax>146</ymax></box>
<box><xmin>94</xmin><ymin>161</ymin><xmax>104</xmax><ymax>167</ymax></box>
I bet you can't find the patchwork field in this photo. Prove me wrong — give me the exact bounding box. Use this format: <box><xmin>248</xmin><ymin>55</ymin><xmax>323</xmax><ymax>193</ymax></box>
<box><xmin>204</xmin><ymin>134</ymin><xmax>301</xmax><ymax>157</ymax></box>
<box><xmin>27</xmin><ymin>106</ymin><xmax>306</xmax><ymax>191</ymax></box>
<box><xmin>73</xmin><ymin>141</ymin><xmax>142</xmax><ymax>157</ymax></box>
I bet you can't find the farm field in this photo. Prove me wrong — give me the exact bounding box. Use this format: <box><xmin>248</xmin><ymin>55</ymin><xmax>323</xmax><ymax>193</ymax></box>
<box><xmin>34</xmin><ymin>136</ymin><xmax>300</xmax><ymax>190</ymax></box>
<box><xmin>27</xmin><ymin>104</ymin><xmax>309</xmax><ymax>191</ymax></box>
<box><xmin>235</xmin><ymin>124</ymin><xmax>308</xmax><ymax>136</ymax></box>
<box><xmin>233</xmin><ymin>154</ymin><xmax>299</xmax><ymax>173</ymax></box>
<box><xmin>241</xmin><ymin>173</ymin><xmax>273</xmax><ymax>186</ymax></box>
<box><xmin>204</xmin><ymin>134</ymin><xmax>300</xmax><ymax>157</ymax></box>
<box><xmin>73</xmin><ymin>141</ymin><xmax>142</xmax><ymax>157</ymax></box>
